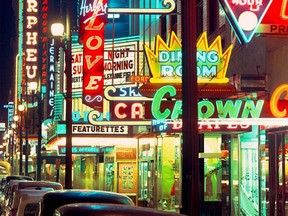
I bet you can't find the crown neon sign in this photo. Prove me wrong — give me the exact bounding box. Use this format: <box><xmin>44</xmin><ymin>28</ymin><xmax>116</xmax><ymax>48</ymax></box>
<box><xmin>144</xmin><ymin>31</ymin><xmax>233</xmax><ymax>84</ymax></box>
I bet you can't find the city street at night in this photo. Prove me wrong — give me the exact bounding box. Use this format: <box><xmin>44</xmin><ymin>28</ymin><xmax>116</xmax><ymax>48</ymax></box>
<box><xmin>0</xmin><ymin>0</ymin><xmax>288</xmax><ymax>215</ymax></box>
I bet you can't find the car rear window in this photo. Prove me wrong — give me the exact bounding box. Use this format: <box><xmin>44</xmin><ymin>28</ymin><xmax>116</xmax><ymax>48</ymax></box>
<box><xmin>24</xmin><ymin>203</ymin><xmax>39</xmax><ymax>216</ymax></box>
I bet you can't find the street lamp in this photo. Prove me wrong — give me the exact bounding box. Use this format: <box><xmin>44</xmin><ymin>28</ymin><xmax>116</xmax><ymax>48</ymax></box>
<box><xmin>51</xmin><ymin>1</ymin><xmax>73</xmax><ymax>189</ymax></box>
<box><xmin>18</xmin><ymin>104</ymin><xmax>25</xmax><ymax>175</ymax></box>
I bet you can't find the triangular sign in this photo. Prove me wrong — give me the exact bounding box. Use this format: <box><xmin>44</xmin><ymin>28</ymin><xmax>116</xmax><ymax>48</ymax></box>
<box><xmin>219</xmin><ymin>0</ymin><xmax>273</xmax><ymax>43</ymax></box>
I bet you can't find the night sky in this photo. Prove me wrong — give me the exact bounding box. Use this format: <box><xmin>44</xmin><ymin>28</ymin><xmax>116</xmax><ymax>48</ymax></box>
<box><xmin>0</xmin><ymin>0</ymin><xmax>16</xmax><ymax>124</ymax></box>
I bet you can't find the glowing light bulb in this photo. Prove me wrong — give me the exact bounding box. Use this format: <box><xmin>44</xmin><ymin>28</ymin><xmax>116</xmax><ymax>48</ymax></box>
<box><xmin>238</xmin><ymin>11</ymin><xmax>258</xmax><ymax>31</ymax></box>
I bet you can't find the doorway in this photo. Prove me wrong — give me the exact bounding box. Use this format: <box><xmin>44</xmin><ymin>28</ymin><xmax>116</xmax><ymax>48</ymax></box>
<box><xmin>267</xmin><ymin>127</ymin><xmax>288</xmax><ymax>216</ymax></box>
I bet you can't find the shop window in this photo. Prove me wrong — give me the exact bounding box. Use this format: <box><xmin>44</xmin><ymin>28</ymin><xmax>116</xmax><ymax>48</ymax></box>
<box><xmin>203</xmin><ymin>135</ymin><xmax>222</xmax><ymax>202</ymax></box>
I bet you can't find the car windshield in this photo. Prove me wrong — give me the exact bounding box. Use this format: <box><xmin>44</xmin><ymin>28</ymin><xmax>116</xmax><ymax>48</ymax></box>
<box><xmin>24</xmin><ymin>203</ymin><xmax>39</xmax><ymax>216</ymax></box>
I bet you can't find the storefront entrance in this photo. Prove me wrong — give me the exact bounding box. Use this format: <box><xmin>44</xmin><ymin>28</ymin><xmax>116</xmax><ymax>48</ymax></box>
<box><xmin>266</xmin><ymin>127</ymin><xmax>288</xmax><ymax>216</ymax></box>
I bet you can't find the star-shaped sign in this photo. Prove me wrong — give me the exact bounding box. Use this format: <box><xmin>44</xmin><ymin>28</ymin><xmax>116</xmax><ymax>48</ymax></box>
<box><xmin>219</xmin><ymin>0</ymin><xmax>273</xmax><ymax>43</ymax></box>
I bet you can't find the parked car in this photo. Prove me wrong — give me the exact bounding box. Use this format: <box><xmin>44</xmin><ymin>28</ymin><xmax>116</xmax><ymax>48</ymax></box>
<box><xmin>0</xmin><ymin>162</ymin><xmax>11</xmax><ymax>180</ymax></box>
<box><xmin>5</xmin><ymin>181</ymin><xmax>63</xmax><ymax>216</ymax></box>
<box><xmin>54</xmin><ymin>203</ymin><xmax>186</xmax><ymax>216</ymax></box>
<box><xmin>6</xmin><ymin>188</ymin><xmax>54</xmax><ymax>216</ymax></box>
<box><xmin>1</xmin><ymin>179</ymin><xmax>32</xmax><ymax>215</ymax></box>
<box><xmin>1</xmin><ymin>176</ymin><xmax>33</xmax><ymax>194</ymax></box>
<box><xmin>15</xmin><ymin>181</ymin><xmax>63</xmax><ymax>191</ymax></box>
<box><xmin>37</xmin><ymin>190</ymin><xmax>135</xmax><ymax>216</ymax></box>
<box><xmin>16</xmin><ymin>193</ymin><xmax>41</xmax><ymax>216</ymax></box>
<box><xmin>0</xmin><ymin>176</ymin><xmax>33</xmax><ymax>215</ymax></box>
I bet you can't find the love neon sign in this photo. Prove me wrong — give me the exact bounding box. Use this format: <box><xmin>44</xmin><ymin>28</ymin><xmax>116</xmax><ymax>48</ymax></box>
<box><xmin>79</xmin><ymin>0</ymin><xmax>108</xmax><ymax>110</ymax></box>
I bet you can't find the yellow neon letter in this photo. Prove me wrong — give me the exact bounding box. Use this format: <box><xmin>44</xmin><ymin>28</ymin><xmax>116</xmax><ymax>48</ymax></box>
<box><xmin>270</xmin><ymin>84</ymin><xmax>288</xmax><ymax>117</ymax></box>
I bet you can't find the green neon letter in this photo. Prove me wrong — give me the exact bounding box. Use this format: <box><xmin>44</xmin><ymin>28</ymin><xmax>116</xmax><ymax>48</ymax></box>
<box><xmin>171</xmin><ymin>100</ymin><xmax>182</xmax><ymax>119</ymax></box>
<box><xmin>216</xmin><ymin>100</ymin><xmax>242</xmax><ymax>118</ymax></box>
<box><xmin>241</xmin><ymin>100</ymin><xmax>264</xmax><ymax>118</ymax></box>
<box><xmin>152</xmin><ymin>85</ymin><xmax>176</xmax><ymax>119</ymax></box>
<box><xmin>198</xmin><ymin>101</ymin><xmax>214</xmax><ymax>119</ymax></box>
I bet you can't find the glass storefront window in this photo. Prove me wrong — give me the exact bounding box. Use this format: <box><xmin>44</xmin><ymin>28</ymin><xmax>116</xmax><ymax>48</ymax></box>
<box><xmin>239</xmin><ymin>126</ymin><xmax>260</xmax><ymax>215</ymax></box>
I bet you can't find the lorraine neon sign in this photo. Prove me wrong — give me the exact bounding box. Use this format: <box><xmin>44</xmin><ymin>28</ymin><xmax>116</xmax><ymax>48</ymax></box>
<box><xmin>79</xmin><ymin>0</ymin><xmax>108</xmax><ymax>110</ymax></box>
<box><xmin>144</xmin><ymin>31</ymin><xmax>233</xmax><ymax>84</ymax></box>
<box><xmin>219</xmin><ymin>0</ymin><xmax>273</xmax><ymax>43</ymax></box>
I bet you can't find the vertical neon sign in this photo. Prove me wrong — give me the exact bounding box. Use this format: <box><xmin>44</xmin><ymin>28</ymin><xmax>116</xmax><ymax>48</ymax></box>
<box><xmin>79</xmin><ymin>0</ymin><xmax>108</xmax><ymax>110</ymax></box>
<box><xmin>23</xmin><ymin>0</ymin><xmax>39</xmax><ymax>93</ymax></box>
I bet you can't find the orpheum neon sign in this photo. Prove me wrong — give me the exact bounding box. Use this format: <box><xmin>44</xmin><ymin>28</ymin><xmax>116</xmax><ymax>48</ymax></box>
<box><xmin>23</xmin><ymin>0</ymin><xmax>39</xmax><ymax>90</ymax></box>
<box><xmin>79</xmin><ymin>0</ymin><xmax>108</xmax><ymax>110</ymax></box>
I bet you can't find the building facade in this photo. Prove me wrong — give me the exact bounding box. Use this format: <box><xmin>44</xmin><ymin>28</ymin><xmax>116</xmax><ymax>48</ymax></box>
<box><xmin>9</xmin><ymin>0</ymin><xmax>288</xmax><ymax>215</ymax></box>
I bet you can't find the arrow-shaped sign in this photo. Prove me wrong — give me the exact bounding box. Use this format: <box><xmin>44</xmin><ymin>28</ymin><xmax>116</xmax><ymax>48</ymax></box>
<box><xmin>108</xmin><ymin>0</ymin><xmax>176</xmax><ymax>14</ymax></box>
<box><xmin>219</xmin><ymin>0</ymin><xmax>273</xmax><ymax>43</ymax></box>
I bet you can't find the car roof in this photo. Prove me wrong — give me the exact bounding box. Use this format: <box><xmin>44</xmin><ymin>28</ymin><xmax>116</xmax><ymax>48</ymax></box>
<box><xmin>39</xmin><ymin>190</ymin><xmax>134</xmax><ymax>216</ymax></box>
<box><xmin>5</xmin><ymin>175</ymin><xmax>33</xmax><ymax>183</ymax></box>
<box><xmin>55</xmin><ymin>203</ymin><xmax>186</xmax><ymax>216</ymax></box>
<box><xmin>16</xmin><ymin>181</ymin><xmax>63</xmax><ymax>190</ymax></box>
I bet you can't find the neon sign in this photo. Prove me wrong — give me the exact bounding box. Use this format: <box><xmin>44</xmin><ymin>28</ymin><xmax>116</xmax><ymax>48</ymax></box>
<box><xmin>79</xmin><ymin>0</ymin><xmax>108</xmax><ymax>110</ymax></box>
<box><xmin>104</xmin><ymin>42</ymin><xmax>137</xmax><ymax>85</ymax></box>
<box><xmin>104</xmin><ymin>86</ymin><xmax>147</xmax><ymax>120</ymax></box>
<box><xmin>72</xmin><ymin>51</ymin><xmax>83</xmax><ymax>90</ymax></box>
<box><xmin>39</xmin><ymin>0</ymin><xmax>48</xmax><ymax>86</ymax></box>
<box><xmin>144</xmin><ymin>31</ymin><xmax>233</xmax><ymax>84</ymax></box>
<box><xmin>151</xmin><ymin>119</ymin><xmax>251</xmax><ymax>133</ymax></box>
<box><xmin>257</xmin><ymin>0</ymin><xmax>288</xmax><ymax>34</ymax></box>
<box><xmin>270</xmin><ymin>84</ymin><xmax>288</xmax><ymax>117</ymax></box>
<box><xmin>23</xmin><ymin>0</ymin><xmax>39</xmax><ymax>92</ymax></box>
<box><xmin>151</xmin><ymin>85</ymin><xmax>264</xmax><ymax>120</ymax></box>
<box><xmin>47</xmin><ymin>38</ymin><xmax>56</xmax><ymax>118</ymax></box>
<box><xmin>219</xmin><ymin>0</ymin><xmax>273</xmax><ymax>43</ymax></box>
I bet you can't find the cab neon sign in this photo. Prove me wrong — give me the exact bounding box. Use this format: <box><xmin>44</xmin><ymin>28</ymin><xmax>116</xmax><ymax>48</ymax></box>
<box><xmin>219</xmin><ymin>0</ymin><xmax>273</xmax><ymax>43</ymax></box>
<box><xmin>144</xmin><ymin>31</ymin><xmax>232</xmax><ymax>84</ymax></box>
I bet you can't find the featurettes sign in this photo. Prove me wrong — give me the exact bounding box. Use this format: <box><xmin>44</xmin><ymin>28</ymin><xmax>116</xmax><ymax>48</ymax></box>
<box><xmin>144</xmin><ymin>31</ymin><xmax>233</xmax><ymax>84</ymax></box>
<box><xmin>79</xmin><ymin>0</ymin><xmax>108</xmax><ymax>110</ymax></box>
<box><xmin>23</xmin><ymin>0</ymin><xmax>39</xmax><ymax>93</ymax></box>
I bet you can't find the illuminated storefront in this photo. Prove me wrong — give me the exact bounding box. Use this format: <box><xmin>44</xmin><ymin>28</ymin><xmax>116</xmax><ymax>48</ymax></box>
<box><xmin>15</xmin><ymin>0</ymin><xmax>288</xmax><ymax>214</ymax></box>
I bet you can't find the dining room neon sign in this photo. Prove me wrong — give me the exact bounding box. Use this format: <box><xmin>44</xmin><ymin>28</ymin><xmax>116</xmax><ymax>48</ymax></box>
<box><xmin>144</xmin><ymin>31</ymin><xmax>233</xmax><ymax>84</ymax></box>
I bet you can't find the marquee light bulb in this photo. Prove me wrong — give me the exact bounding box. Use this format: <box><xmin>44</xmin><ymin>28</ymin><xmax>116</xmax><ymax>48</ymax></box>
<box><xmin>238</xmin><ymin>11</ymin><xmax>258</xmax><ymax>31</ymax></box>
